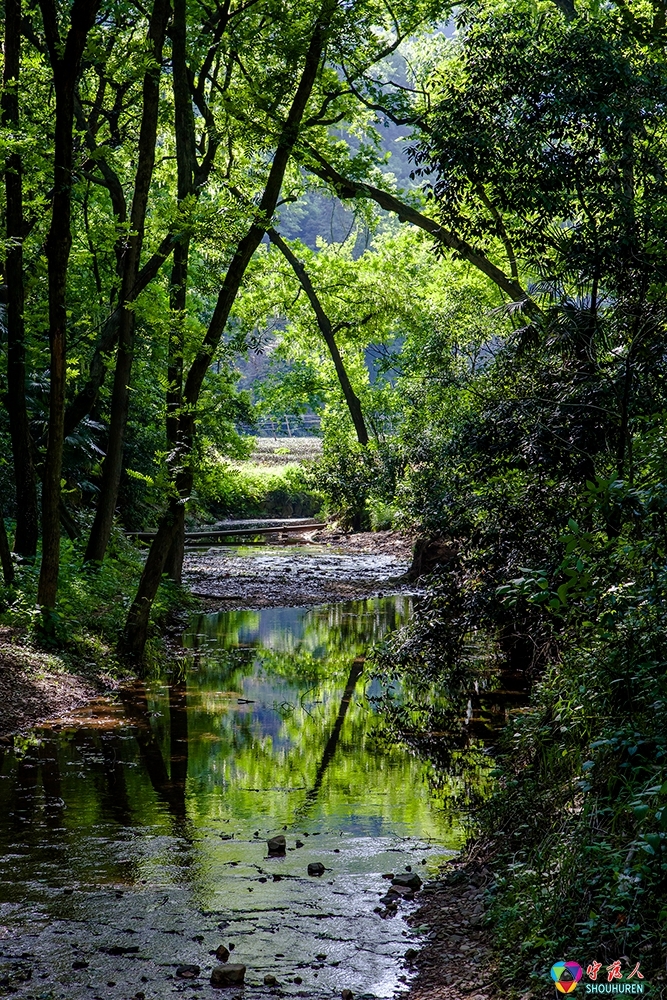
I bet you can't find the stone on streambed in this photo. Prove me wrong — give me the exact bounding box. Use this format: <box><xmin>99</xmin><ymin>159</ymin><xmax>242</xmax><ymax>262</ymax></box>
<box><xmin>307</xmin><ymin>862</ymin><xmax>325</xmax><ymax>876</ymax></box>
<box><xmin>392</xmin><ymin>872</ymin><xmax>422</xmax><ymax>891</ymax></box>
<box><xmin>176</xmin><ymin>965</ymin><xmax>200</xmax><ymax>979</ymax></box>
<box><xmin>264</xmin><ymin>974</ymin><xmax>278</xmax><ymax>986</ymax></box>
<box><xmin>210</xmin><ymin>964</ymin><xmax>246</xmax><ymax>987</ymax></box>
<box><xmin>267</xmin><ymin>835</ymin><xmax>286</xmax><ymax>856</ymax></box>
<box><xmin>215</xmin><ymin>944</ymin><xmax>230</xmax><ymax>962</ymax></box>
<box><xmin>342</xmin><ymin>990</ymin><xmax>354</xmax><ymax>1000</ymax></box>
<box><xmin>383</xmin><ymin>884</ymin><xmax>415</xmax><ymax>901</ymax></box>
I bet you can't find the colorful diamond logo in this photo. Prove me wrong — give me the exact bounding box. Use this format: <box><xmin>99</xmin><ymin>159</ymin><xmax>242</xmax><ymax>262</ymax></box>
<box><xmin>551</xmin><ymin>962</ymin><xmax>583</xmax><ymax>994</ymax></box>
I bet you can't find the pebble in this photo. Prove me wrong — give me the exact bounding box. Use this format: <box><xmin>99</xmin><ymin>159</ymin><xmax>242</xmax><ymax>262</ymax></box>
<box><xmin>264</xmin><ymin>974</ymin><xmax>278</xmax><ymax>986</ymax></box>
<box><xmin>307</xmin><ymin>862</ymin><xmax>325</xmax><ymax>876</ymax></box>
<box><xmin>215</xmin><ymin>945</ymin><xmax>230</xmax><ymax>963</ymax></box>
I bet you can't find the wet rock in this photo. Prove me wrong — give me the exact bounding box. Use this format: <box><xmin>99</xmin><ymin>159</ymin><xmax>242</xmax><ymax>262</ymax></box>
<box><xmin>294</xmin><ymin>976</ymin><xmax>303</xmax><ymax>984</ymax></box>
<box><xmin>342</xmin><ymin>990</ymin><xmax>354</xmax><ymax>999</ymax></box>
<box><xmin>307</xmin><ymin>862</ymin><xmax>325</xmax><ymax>876</ymax></box>
<box><xmin>176</xmin><ymin>965</ymin><xmax>200</xmax><ymax>979</ymax></box>
<box><xmin>295</xmin><ymin>840</ymin><xmax>304</xmax><ymax>848</ymax></box>
<box><xmin>267</xmin><ymin>835</ymin><xmax>286</xmax><ymax>856</ymax></box>
<box><xmin>404</xmin><ymin>948</ymin><xmax>419</xmax><ymax>961</ymax></box>
<box><xmin>72</xmin><ymin>960</ymin><xmax>89</xmax><ymax>970</ymax></box>
<box><xmin>264</xmin><ymin>974</ymin><xmax>278</xmax><ymax>986</ymax></box>
<box><xmin>215</xmin><ymin>945</ymin><xmax>230</xmax><ymax>963</ymax></box>
<box><xmin>386</xmin><ymin>884</ymin><xmax>415</xmax><ymax>900</ymax></box>
<box><xmin>63</xmin><ymin>887</ymin><xmax>74</xmax><ymax>895</ymax></box>
<box><xmin>315</xmin><ymin>953</ymin><xmax>327</xmax><ymax>961</ymax></box>
<box><xmin>210</xmin><ymin>964</ymin><xmax>246</xmax><ymax>987</ymax></box>
<box><xmin>106</xmin><ymin>945</ymin><xmax>140</xmax><ymax>956</ymax></box>
<box><xmin>381</xmin><ymin>873</ymin><xmax>394</xmax><ymax>880</ymax></box>
<box><xmin>392</xmin><ymin>872</ymin><xmax>422</xmax><ymax>891</ymax></box>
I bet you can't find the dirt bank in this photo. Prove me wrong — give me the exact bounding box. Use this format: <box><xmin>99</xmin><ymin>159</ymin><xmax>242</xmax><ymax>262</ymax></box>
<box><xmin>0</xmin><ymin>630</ymin><xmax>102</xmax><ymax>737</ymax></box>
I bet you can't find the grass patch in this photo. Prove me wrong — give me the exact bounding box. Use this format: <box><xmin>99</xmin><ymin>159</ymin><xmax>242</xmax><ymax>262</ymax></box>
<box><xmin>195</xmin><ymin>449</ymin><xmax>322</xmax><ymax>519</ymax></box>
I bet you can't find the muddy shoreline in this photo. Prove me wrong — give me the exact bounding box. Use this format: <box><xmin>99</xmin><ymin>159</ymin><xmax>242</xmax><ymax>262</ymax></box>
<box><xmin>183</xmin><ymin>529</ymin><xmax>418</xmax><ymax>610</ymax></box>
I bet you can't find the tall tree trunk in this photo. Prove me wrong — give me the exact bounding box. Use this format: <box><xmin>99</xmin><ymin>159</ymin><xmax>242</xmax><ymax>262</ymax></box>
<box><xmin>84</xmin><ymin>0</ymin><xmax>170</xmax><ymax>563</ymax></box>
<box><xmin>164</xmin><ymin>0</ymin><xmax>197</xmax><ymax>583</ymax></box>
<box><xmin>0</xmin><ymin>516</ymin><xmax>15</xmax><ymax>585</ymax></box>
<box><xmin>119</xmin><ymin>0</ymin><xmax>339</xmax><ymax>660</ymax></box>
<box><xmin>2</xmin><ymin>0</ymin><xmax>39</xmax><ymax>557</ymax></box>
<box><xmin>37</xmin><ymin>0</ymin><xmax>102</xmax><ymax>610</ymax></box>
<box><xmin>268</xmin><ymin>229</ymin><xmax>369</xmax><ymax>445</ymax></box>
<box><xmin>163</xmin><ymin>238</ymin><xmax>189</xmax><ymax>584</ymax></box>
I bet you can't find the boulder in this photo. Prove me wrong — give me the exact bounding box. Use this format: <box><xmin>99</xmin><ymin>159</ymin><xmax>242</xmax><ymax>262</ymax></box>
<box><xmin>307</xmin><ymin>862</ymin><xmax>325</xmax><ymax>876</ymax></box>
<box><xmin>267</xmin><ymin>835</ymin><xmax>286</xmax><ymax>856</ymax></box>
<box><xmin>215</xmin><ymin>945</ymin><xmax>230</xmax><ymax>963</ymax></box>
<box><xmin>392</xmin><ymin>872</ymin><xmax>422</xmax><ymax>891</ymax></box>
<box><xmin>210</xmin><ymin>964</ymin><xmax>246</xmax><ymax>987</ymax></box>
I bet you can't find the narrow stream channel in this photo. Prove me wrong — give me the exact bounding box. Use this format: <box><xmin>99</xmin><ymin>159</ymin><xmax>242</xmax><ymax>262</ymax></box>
<box><xmin>0</xmin><ymin>568</ymin><xmax>472</xmax><ymax>999</ymax></box>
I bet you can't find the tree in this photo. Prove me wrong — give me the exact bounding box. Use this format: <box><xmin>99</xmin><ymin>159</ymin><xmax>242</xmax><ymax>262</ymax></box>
<box><xmin>2</xmin><ymin>0</ymin><xmax>38</xmax><ymax>558</ymax></box>
<box><xmin>37</xmin><ymin>0</ymin><xmax>102</xmax><ymax>612</ymax></box>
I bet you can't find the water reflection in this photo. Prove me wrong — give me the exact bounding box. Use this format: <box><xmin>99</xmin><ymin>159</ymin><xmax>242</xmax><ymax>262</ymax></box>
<box><xmin>0</xmin><ymin>596</ymin><xmax>468</xmax><ymax>999</ymax></box>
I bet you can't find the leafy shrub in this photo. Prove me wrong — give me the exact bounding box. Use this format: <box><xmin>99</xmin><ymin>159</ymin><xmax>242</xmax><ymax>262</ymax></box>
<box><xmin>194</xmin><ymin>451</ymin><xmax>322</xmax><ymax>519</ymax></box>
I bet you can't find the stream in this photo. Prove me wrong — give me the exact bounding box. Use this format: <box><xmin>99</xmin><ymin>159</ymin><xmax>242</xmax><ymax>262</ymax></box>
<box><xmin>0</xmin><ymin>545</ymin><xmax>473</xmax><ymax>1000</ymax></box>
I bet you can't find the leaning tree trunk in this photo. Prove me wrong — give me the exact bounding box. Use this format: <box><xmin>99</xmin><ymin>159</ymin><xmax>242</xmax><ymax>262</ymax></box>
<box><xmin>2</xmin><ymin>0</ymin><xmax>39</xmax><ymax>558</ymax></box>
<box><xmin>37</xmin><ymin>0</ymin><xmax>101</xmax><ymax>611</ymax></box>
<box><xmin>84</xmin><ymin>0</ymin><xmax>170</xmax><ymax>563</ymax></box>
<box><xmin>119</xmin><ymin>0</ymin><xmax>339</xmax><ymax>660</ymax></box>
<box><xmin>267</xmin><ymin>229</ymin><xmax>369</xmax><ymax>445</ymax></box>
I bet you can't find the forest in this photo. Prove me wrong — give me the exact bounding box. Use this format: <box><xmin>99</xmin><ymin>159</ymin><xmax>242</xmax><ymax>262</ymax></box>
<box><xmin>1</xmin><ymin>0</ymin><xmax>667</xmax><ymax>995</ymax></box>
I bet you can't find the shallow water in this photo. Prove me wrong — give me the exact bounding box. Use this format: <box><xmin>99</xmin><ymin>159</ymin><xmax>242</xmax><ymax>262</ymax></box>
<box><xmin>0</xmin><ymin>596</ymin><xmax>465</xmax><ymax>1000</ymax></box>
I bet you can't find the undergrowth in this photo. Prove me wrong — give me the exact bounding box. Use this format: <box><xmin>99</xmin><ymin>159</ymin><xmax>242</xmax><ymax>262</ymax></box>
<box><xmin>481</xmin><ymin>607</ymin><xmax>667</xmax><ymax>996</ymax></box>
<box><xmin>0</xmin><ymin>529</ymin><xmax>193</xmax><ymax>674</ymax></box>
<box><xmin>194</xmin><ymin>451</ymin><xmax>322</xmax><ymax>519</ymax></box>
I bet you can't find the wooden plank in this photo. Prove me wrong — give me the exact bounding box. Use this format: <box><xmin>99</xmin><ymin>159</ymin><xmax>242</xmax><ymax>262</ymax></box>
<box><xmin>128</xmin><ymin>521</ymin><xmax>322</xmax><ymax>542</ymax></box>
